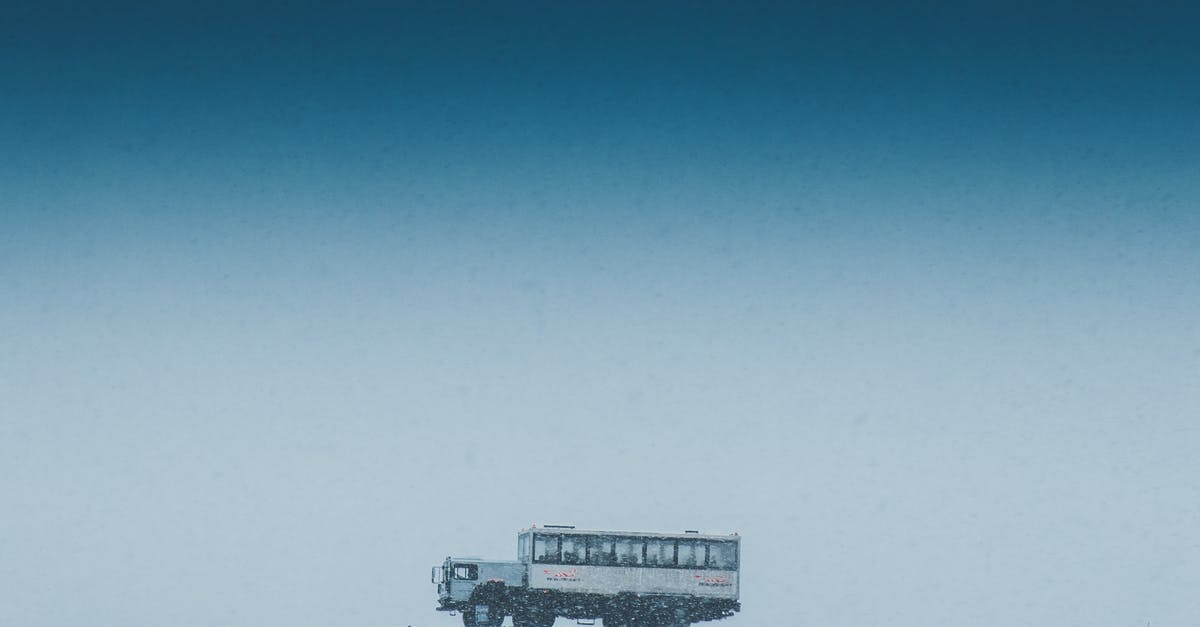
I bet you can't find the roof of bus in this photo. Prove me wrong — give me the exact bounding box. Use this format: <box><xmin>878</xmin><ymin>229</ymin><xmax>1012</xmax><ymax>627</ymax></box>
<box><xmin>519</xmin><ymin>528</ymin><xmax>739</xmax><ymax>542</ymax></box>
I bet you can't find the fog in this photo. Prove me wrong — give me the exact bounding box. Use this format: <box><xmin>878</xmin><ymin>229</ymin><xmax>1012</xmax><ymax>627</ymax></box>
<box><xmin>2</xmin><ymin>3</ymin><xmax>1198</xmax><ymax>626</ymax></box>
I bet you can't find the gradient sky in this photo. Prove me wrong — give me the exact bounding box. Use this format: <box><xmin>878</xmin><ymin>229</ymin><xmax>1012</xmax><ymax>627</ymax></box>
<box><xmin>2</xmin><ymin>3</ymin><xmax>1198</xmax><ymax>627</ymax></box>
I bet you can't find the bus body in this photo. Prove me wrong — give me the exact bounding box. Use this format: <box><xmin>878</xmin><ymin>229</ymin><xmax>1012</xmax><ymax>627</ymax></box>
<box><xmin>433</xmin><ymin>527</ymin><xmax>740</xmax><ymax>627</ymax></box>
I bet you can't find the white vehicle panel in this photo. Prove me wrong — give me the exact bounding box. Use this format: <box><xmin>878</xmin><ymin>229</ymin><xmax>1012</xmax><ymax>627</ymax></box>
<box><xmin>528</xmin><ymin>563</ymin><xmax>738</xmax><ymax>599</ymax></box>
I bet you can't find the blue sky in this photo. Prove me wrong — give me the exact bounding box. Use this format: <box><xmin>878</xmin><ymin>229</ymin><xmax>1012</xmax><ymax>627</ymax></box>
<box><xmin>2</xmin><ymin>3</ymin><xmax>1198</xmax><ymax>626</ymax></box>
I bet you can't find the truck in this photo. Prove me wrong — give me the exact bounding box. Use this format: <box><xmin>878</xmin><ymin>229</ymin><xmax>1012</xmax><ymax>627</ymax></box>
<box><xmin>431</xmin><ymin>526</ymin><xmax>740</xmax><ymax>627</ymax></box>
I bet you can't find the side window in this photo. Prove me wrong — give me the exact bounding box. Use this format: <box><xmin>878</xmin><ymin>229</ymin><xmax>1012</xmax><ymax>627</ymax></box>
<box><xmin>587</xmin><ymin>536</ymin><xmax>616</xmax><ymax>566</ymax></box>
<box><xmin>645</xmin><ymin>538</ymin><xmax>674</xmax><ymax>566</ymax></box>
<box><xmin>518</xmin><ymin>535</ymin><xmax>530</xmax><ymax>562</ymax></box>
<box><xmin>561</xmin><ymin>535</ymin><xmax>585</xmax><ymax>564</ymax></box>
<box><xmin>615</xmin><ymin>537</ymin><xmax>643</xmax><ymax>566</ymax></box>
<box><xmin>533</xmin><ymin>534</ymin><xmax>560</xmax><ymax>563</ymax></box>
<box><xmin>677</xmin><ymin>540</ymin><xmax>705</xmax><ymax>568</ymax></box>
<box><xmin>706</xmin><ymin>542</ymin><xmax>738</xmax><ymax>570</ymax></box>
<box><xmin>453</xmin><ymin>564</ymin><xmax>478</xmax><ymax>580</ymax></box>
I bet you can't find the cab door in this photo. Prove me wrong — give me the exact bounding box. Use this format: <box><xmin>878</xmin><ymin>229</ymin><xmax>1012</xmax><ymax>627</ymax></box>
<box><xmin>449</xmin><ymin>562</ymin><xmax>479</xmax><ymax>602</ymax></box>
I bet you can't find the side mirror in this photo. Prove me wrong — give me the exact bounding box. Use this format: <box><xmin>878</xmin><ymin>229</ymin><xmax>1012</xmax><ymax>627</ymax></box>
<box><xmin>431</xmin><ymin>566</ymin><xmax>445</xmax><ymax>583</ymax></box>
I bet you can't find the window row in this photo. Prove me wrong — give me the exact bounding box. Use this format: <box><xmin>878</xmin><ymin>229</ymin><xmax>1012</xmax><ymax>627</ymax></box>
<box><xmin>531</xmin><ymin>534</ymin><xmax>737</xmax><ymax>570</ymax></box>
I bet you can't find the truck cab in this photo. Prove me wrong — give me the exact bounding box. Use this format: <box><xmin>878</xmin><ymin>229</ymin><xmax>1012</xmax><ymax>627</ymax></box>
<box><xmin>432</xmin><ymin>557</ymin><xmax>525</xmax><ymax>626</ymax></box>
